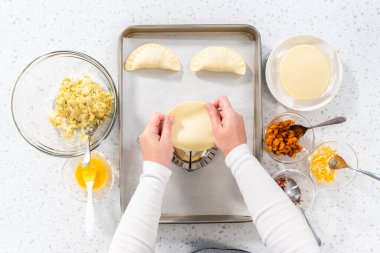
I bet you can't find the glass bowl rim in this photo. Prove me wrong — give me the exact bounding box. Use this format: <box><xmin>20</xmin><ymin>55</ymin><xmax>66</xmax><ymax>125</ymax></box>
<box><xmin>307</xmin><ymin>140</ymin><xmax>358</xmax><ymax>190</ymax></box>
<box><xmin>11</xmin><ymin>50</ymin><xmax>118</xmax><ymax>158</ymax></box>
<box><xmin>263</xmin><ymin>112</ymin><xmax>315</xmax><ymax>164</ymax></box>
<box><xmin>265</xmin><ymin>34</ymin><xmax>343</xmax><ymax>111</ymax></box>
<box><xmin>61</xmin><ymin>150</ymin><xmax>115</xmax><ymax>202</ymax></box>
<box><xmin>272</xmin><ymin>168</ymin><xmax>316</xmax><ymax>212</ymax></box>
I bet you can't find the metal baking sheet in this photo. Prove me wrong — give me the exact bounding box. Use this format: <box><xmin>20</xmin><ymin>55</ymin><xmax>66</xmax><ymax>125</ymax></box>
<box><xmin>119</xmin><ymin>25</ymin><xmax>262</xmax><ymax>223</ymax></box>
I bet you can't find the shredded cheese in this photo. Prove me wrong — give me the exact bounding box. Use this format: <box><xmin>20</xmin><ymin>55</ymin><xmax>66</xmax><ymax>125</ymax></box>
<box><xmin>310</xmin><ymin>146</ymin><xmax>337</xmax><ymax>183</ymax></box>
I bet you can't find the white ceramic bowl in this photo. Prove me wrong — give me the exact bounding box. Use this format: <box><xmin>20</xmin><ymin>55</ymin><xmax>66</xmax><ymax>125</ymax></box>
<box><xmin>265</xmin><ymin>35</ymin><xmax>342</xmax><ymax>111</ymax></box>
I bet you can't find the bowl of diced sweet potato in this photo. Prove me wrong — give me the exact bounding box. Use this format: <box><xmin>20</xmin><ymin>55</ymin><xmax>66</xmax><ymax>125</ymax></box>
<box><xmin>264</xmin><ymin>112</ymin><xmax>315</xmax><ymax>164</ymax></box>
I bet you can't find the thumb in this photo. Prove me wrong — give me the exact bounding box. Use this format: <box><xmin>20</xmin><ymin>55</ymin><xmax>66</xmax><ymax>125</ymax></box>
<box><xmin>206</xmin><ymin>103</ymin><xmax>222</xmax><ymax>132</ymax></box>
<box><xmin>160</xmin><ymin>115</ymin><xmax>175</xmax><ymax>143</ymax></box>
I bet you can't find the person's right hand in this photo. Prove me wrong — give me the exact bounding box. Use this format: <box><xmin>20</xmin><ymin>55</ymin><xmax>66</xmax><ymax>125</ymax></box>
<box><xmin>206</xmin><ymin>96</ymin><xmax>247</xmax><ymax>156</ymax></box>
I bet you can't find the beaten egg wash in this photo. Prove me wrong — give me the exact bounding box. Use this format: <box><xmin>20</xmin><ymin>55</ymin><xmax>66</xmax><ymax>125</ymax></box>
<box><xmin>279</xmin><ymin>44</ymin><xmax>330</xmax><ymax>99</ymax></box>
<box><xmin>75</xmin><ymin>157</ymin><xmax>108</xmax><ymax>190</ymax></box>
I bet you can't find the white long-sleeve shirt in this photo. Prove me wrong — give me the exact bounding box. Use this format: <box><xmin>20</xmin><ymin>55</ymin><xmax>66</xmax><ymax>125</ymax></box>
<box><xmin>109</xmin><ymin>144</ymin><xmax>320</xmax><ymax>253</ymax></box>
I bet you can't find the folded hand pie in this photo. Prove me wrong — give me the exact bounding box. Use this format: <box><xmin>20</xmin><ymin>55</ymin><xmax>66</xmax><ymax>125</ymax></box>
<box><xmin>125</xmin><ymin>43</ymin><xmax>180</xmax><ymax>71</ymax></box>
<box><xmin>168</xmin><ymin>102</ymin><xmax>214</xmax><ymax>151</ymax></box>
<box><xmin>191</xmin><ymin>46</ymin><xmax>246</xmax><ymax>75</ymax></box>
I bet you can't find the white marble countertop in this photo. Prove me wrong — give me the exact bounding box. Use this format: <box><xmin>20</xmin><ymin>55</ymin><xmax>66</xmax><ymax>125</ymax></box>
<box><xmin>1</xmin><ymin>0</ymin><xmax>379</xmax><ymax>252</ymax></box>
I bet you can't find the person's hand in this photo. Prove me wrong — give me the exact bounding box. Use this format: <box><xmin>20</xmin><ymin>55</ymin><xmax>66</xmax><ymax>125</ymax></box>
<box><xmin>139</xmin><ymin>113</ymin><xmax>175</xmax><ymax>167</ymax></box>
<box><xmin>206</xmin><ymin>96</ymin><xmax>247</xmax><ymax>156</ymax></box>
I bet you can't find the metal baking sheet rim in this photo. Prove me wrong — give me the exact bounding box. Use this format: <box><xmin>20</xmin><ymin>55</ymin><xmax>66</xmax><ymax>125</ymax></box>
<box><xmin>118</xmin><ymin>24</ymin><xmax>263</xmax><ymax>224</ymax></box>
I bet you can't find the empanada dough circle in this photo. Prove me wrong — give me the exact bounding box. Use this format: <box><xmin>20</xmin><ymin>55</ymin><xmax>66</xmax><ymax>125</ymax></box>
<box><xmin>125</xmin><ymin>43</ymin><xmax>180</xmax><ymax>71</ymax></box>
<box><xmin>168</xmin><ymin>101</ymin><xmax>215</xmax><ymax>151</ymax></box>
<box><xmin>191</xmin><ymin>46</ymin><xmax>246</xmax><ymax>75</ymax></box>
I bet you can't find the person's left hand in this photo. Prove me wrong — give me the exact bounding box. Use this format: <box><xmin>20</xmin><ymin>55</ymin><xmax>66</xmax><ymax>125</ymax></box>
<box><xmin>139</xmin><ymin>113</ymin><xmax>175</xmax><ymax>167</ymax></box>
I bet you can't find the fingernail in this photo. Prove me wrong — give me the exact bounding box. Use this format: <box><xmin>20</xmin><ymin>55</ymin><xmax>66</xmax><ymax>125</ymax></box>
<box><xmin>169</xmin><ymin>115</ymin><xmax>175</xmax><ymax>123</ymax></box>
<box><xmin>205</xmin><ymin>103</ymin><xmax>211</xmax><ymax>110</ymax></box>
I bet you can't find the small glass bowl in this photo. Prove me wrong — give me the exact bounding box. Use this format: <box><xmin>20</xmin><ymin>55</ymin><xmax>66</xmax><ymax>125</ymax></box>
<box><xmin>263</xmin><ymin>112</ymin><xmax>315</xmax><ymax>164</ymax></box>
<box><xmin>62</xmin><ymin>151</ymin><xmax>114</xmax><ymax>202</ymax></box>
<box><xmin>308</xmin><ymin>141</ymin><xmax>357</xmax><ymax>190</ymax></box>
<box><xmin>11</xmin><ymin>51</ymin><xmax>117</xmax><ymax>157</ymax></box>
<box><xmin>272</xmin><ymin>169</ymin><xmax>316</xmax><ymax>212</ymax></box>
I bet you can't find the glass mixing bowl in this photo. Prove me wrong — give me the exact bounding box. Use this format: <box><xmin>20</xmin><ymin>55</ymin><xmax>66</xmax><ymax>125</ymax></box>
<box><xmin>11</xmin><ymin>51</ymin><xmax>117</xmax><ymax>157</ymax></box>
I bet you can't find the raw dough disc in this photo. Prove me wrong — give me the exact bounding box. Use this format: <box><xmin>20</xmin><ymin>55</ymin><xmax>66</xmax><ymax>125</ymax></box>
<box><xmin>168</xmin><ymin>101</ymin><xmax>215</xmax><ymax>151</ymax></box>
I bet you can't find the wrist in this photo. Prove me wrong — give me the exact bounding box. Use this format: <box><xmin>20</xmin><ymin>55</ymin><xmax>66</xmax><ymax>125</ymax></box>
<box><xmin>222</xmin><ymin>142</ymin><xmax>247</xmax><ymax>156</ymax></box>
<box><xmin>225</xmin><ymin>144</ymin><xmax>252</xmax><ymax>167</ymax></box>
<box><xmin>142</xmin><ymin>161</ymin><xmax>172</xmax><ymax>180</ymax></box>
<box><xmin>143</xmin><ymin>160</ymin><xmax>171</xmax><ymax>170</ymax></box>
<box><xmin>142</xmin><ymin>153</ymin><xmax>172</xmax><ymax>167</ymax></box>
<box><xmin>143</xmin><ymin>159</ymin><xmax>170</xmax><ymax>168</ymax></box>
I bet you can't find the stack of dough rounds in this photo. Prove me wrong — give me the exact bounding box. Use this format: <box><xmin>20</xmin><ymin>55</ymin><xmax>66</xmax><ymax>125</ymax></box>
<box><xmin>168</xmin><ymin>101</ymin><xmax>215</xmax><ymax>151</ymax></box>
<box><xmin>279</xmin><ymin>44</ymin><xmax>330</xmax><ymax>99</ymax></box>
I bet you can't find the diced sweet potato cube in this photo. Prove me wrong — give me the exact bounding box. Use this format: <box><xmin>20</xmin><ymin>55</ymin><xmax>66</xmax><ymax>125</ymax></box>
<box><xmin>265</xmin><ymin>119</ymin><xmax>303</xmax><ymax>159</ymax></box>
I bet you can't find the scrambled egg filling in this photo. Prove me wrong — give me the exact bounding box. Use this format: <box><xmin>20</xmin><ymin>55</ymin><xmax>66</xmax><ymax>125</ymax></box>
<box><xmin>48</xmin><ymin>76</ymin><xmax>113</xmax><ymax>138</ymax></box>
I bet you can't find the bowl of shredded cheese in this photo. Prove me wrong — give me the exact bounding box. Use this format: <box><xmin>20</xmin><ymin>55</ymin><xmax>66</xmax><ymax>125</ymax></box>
<box><xmin>12</xmin><ymin>51</ymin><xmax>117</xmax><ymax>157</ymax></box>
<box><xmin>308</xmin><ymin>141</ymin><xmax>357</xmax><ymax>189</ymax></box>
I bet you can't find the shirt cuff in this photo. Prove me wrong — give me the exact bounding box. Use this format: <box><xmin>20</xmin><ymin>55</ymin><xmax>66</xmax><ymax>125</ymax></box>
<box><xmin>143</xmin><ymin>161</ymin><xmax>172</xmax><ymax>180</ymax></box>
<box><xmin>225</xmin><ymin>144</ymin><xmax>253</xmax><ymax>168</ymax></box>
